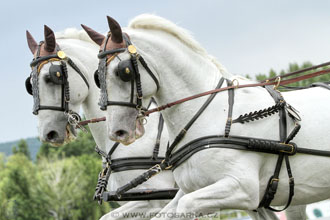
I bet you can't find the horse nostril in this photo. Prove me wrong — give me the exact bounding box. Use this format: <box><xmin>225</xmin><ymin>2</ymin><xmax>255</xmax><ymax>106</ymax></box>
<box><xmin>47</xmin><ymin>130</ymin><xmax>59</xmax><ymax>141</ymax></box>
<box><xmin>115</xmin><ymin>130</ymin><xmax>128</xmax><ymax>138</ymax></box>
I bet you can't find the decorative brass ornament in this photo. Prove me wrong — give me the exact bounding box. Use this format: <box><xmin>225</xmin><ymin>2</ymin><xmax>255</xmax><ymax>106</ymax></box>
<box><xmin>125</xmin><ymin>67</ymin><xmax>130</xmax><ymax>74</ymax></box>
<box><xmin>127</xmin><ymin>45</ymin><xmax>137</xmax><ymax>54</ymax></box>
<box><xmin>57</xmin><ymin>51</ymin><xmax>66</xmax><ymax>59</ymax></box>
<box><xmin>56</xmin><ymin>72</ymin><xmax>61</xmax><ymax>77</ymax></box>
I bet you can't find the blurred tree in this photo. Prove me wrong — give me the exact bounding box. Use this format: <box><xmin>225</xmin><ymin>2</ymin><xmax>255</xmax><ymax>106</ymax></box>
<box><xmin>254</xmin><ymin>61</ymin><xmax>330</xmax><ymax>88</ymax></box>
<box><xmin>0</xmin><ymin>154</ymin><xmax>49</xmax><ymax>220</ymax></box>
<box><xmin>12</xmin><ymin>139</ymin><xmax>31</xmax><ymax>160</ymax></box>
<box><xmin>34</xmin><ymin>155</ymin><xmax>112</xmax><ymax>220</ymax></box>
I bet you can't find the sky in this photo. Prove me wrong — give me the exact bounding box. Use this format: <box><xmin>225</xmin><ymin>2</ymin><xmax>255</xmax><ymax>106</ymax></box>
<box><xmin>1</xmin><ymin>0</ymin><xmax>330</xmax><ymax>143</ymax></box>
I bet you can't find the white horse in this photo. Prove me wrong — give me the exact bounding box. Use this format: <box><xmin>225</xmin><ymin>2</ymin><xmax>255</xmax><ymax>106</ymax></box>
<box><xmin>93</xmin><ymin>14</ymin><xmax>330</xmax><ymax>219</ymax></box>
<box><xmin>80</xmin><ymin>18</ymin><xmax>303</xmax><ymax>220</ymax></box>
<box><xmin>25</xmin><ymin>25</ymin><xmax>175</xmax><ymax>220</ymax></box>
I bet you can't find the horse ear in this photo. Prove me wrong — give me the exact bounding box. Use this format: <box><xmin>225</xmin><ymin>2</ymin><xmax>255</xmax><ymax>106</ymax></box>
<box><xmin>44</xmin><ymin>25</ymin><xmax>56</xmax><ymax>52</ymax></box>
<box><xmin>26</xmin><ymin>30</ymin><xmax>38</xmax><ymax>54</ymax></box>
<box><xmin>107</xmin><ymin>16</ymin><xmax>123</xmax><ymax>43</ymax></box>
<box><xmin>81</xmin><ymin>24</ymin><xmax>105</xmax><ymax>46</ymax></box>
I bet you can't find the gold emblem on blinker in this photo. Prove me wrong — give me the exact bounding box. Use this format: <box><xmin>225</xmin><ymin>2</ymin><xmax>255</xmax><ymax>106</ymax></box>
<box><xmin>56</xmin><ymin>72</ymin><xmax>61</xmax><ymax>77</ymax></box>
<box><xmin>127</xmin><ymin>45</ymin><xmax>137</xmax><ymax>54</ymax></box>
<box><xmin>57</xmin><ymin>51</ymin><xmax>66</xmax><ymax>59</ymax></box>
<box><xmin>125</xmin><ymin>67</ymin><xmax>130</xmax><ymax>74</ymax></box>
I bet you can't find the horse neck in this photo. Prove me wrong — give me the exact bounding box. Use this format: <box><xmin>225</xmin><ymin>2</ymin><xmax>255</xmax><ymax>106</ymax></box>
<box><xmin>58</xmin><ymin>39</ymin><xmax>111</xmax><ymax>152</ymax></box>
<box><xmin>131</xmin><ymin>30</ymin><xmax>228</xmax><ymax>140</ymax></box>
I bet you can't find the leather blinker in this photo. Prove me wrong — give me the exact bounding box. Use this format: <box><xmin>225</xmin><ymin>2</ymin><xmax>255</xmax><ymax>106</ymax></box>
<box><xmin>25</xmin><ymin>76</ymin><xmax>33</xmax><ymax>95</ymax></box>
<box><xmin>117</xmin><ymin>59</ymin><xmax>135</xmax><ymax>82</ymax></box>
<box><xmin>94</xmin><ymin>69</ymin><xmax>100</xmax><ymax>88</ymax></box>
<box><xmin>49</xmin><ymin>64</ymin><xmax>64</xmax><ymax>85</ymax></box>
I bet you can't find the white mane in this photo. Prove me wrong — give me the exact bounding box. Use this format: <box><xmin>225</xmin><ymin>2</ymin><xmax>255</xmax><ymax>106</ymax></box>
<box><xmin>128</xmin><ymin>14</ymin><xmax>230</xmax><ymax>77</ymax></box>
<box><xmin>55</xmin><ymin>28</ymin><xmax>96</xmax><ymax>44</ymax></box>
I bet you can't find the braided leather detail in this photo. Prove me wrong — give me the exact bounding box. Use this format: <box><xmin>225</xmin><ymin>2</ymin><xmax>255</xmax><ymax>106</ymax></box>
<box><xmin>248</xmin><ymin>139</ymin><xmax>296</xmax><ymax>155</ymax></box>
<box><xmin>31</xmin><ymin>67</ymin><xmax>40</xmax><ymax>115</ymax></box>
<box><xmin>98</xmin><ymin>58</ymin><xmax>109</xmax><ymax>110</ymax></box>
<box><xmin>224</xmin><ymin>118</ymin><xmax>232</xmax><ymax>137</ymax></box>
<box><xmin>132</xmin><ymin>55</ymin><xmax>143</xmax><ymax>107</ymax></box>
<box><xmin>93</xmin><ymin>168</ymin><xmax>110</xmax><ymax>204</ymax></box>
<box><xmin>233</xmin><ymin>102</ymin><xmax>285</xmax><ymax>124</ymax></box>
<box><xmin>249</xmin><ymin>139</ymin><xmax>279</xmax><ymax>151</ymax></box>
<box><xmin>61</xmin><ymin>61</ymin><xmax>70</xmax><ymax>102</ymax></box>
<box><xmin>286</xmin><ymin>123</ymin><xmax>301</xmax><ymax>143</ymax></box>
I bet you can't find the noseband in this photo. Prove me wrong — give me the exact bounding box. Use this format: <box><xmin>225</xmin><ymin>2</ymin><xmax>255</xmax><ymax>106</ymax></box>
<box><xmin>96</xmin><ymin>32</ymin><xmax>159</xmax><ymax>112</ymax></box>
<box><xmin>26</xmin><ymin>41</ymin><xmax>89</xmax><ymax>124</ymax></box>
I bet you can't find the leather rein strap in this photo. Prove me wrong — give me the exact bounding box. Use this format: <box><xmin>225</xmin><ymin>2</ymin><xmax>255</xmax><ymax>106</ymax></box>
<box><xmin>144</xmin><ymin>67</ymin><xmax>330</xmax><ymax>117</ymax></box>
<box><xmin>77</xmin><ymin>60</ymin><xmax>330</xmax><ymax>127</ymax></box>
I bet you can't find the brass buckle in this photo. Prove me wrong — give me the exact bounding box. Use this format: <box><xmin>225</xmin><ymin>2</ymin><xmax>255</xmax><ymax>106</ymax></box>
<box><xmin>161</xmin><ymin>159</ymin><xmax>173</xmax><ymax>170</ymax></box>
<box><xmin>279</xmin><ymin>143</ymin><xmax>294</xmax><ymax>154</ymax></box>
<box><xmin>270</xmin><ymin>178</ymin><xmax>279</xmax><ymax>185</ymax></box>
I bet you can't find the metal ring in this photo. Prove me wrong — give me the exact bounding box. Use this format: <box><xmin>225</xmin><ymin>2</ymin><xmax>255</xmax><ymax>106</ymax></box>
<box><xmin>140</xmin><ymin>117</ymin><xmax>148</xmax><ymax>125</ymax></box>
<box><xmin>273</xmin><ymin>77</ymin><xmax>281</xmax><ymax>90</ymax></box>
<box><xmin>232</xmin><ymin>79</ymin><xmax>239</xmax><ymax>89</ymax></box>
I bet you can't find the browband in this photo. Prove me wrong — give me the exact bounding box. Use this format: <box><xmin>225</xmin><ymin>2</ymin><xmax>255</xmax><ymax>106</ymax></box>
<box><xmin>98</xmin><ymin>48</ymin><xmax>126</xmax><ymax>59</ymax></box>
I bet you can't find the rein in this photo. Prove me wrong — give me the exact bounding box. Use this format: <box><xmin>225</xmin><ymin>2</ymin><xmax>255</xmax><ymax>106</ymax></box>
<box><xmin>144</xmin><ymin>67</ymin><xmax>330</xmax><ymax>116</ymax></box>
<box><xmin>77</xmin><ymin>63</ymin><xmax>330</xmax><ymax>126</ymax></box>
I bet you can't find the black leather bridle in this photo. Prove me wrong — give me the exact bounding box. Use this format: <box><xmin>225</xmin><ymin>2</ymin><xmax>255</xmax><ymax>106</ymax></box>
<box><xmin>95</xmin><ymin>32</ymin><xmax>159</xmax><ymax>112</ymax></box>
<box><xmin>26</xmin><ymin>41</ymin><xmax>89</xmax><ymax>124</ymax></box>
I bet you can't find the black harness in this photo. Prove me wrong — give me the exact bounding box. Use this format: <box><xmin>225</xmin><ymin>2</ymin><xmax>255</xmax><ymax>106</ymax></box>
<box><xmin>93</xmin><ymin>112</ymin><xmax>174</xmax><ymax>204</ymax></box>
<box><xmin>95</xmin><ymin>33</ymin><xmax>159</xmax><ymax>112</ymax></box>
<box><xmin>108</xmin><ymin>50</ymin><xmax>330</xmax><ymax>210</ymax></box>
<box><xmin>93</xmin><ymin>32</ymin><xmax>330</xmax><ymax>209</ymax></box>
<box><xmin>26</xmin><ymin>42</ymin><xmax>89</xmax><ymax>126</ymax></box>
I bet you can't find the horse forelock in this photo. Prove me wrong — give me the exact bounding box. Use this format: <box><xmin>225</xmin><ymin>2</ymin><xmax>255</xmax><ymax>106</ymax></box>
<box><xmin>128</xmin><ymin>14</ymin><xmax>230</xmax><ymax>77</ymax></box>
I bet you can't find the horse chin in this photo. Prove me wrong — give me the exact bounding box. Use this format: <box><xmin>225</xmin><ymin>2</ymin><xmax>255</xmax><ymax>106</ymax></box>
<box><xmin>135</xmin><ymin>118</ymin><xmax>145</xmax><ymax>139</ymax></box>
<box><xmin>64</xmin><ymin>124</ymin><xmax>77</xmax><ymax>143</ymax></box>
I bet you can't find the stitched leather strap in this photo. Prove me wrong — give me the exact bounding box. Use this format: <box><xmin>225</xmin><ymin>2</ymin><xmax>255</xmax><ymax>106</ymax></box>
<box><xmin>224</xmin><ymin>79</ymin><xmax>234</xmax><ymax>137</ymax></box>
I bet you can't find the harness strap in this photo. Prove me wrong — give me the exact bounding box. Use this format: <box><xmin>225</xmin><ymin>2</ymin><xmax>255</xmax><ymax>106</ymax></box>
<box><xmin>165</xmin><ymin>78</ymin><xmax>225</xmax><ymax>161</ymax></box>
<box><xmin>258</xmin><ymin>86</ymin><xmax>295</xmax><ymax>211</ymax></box>
<box><xmin>115</xmin><ymin>78</ymin><xmax>225</xmax><ymax>197</ymax></box>
<box><xmin>224</xmin><ymin>79</ymin><xmax>234</xmax><ymax>137</ymax></box>
<box><xmin>94</xmin><ymin>102</ymin><xmax>166</xmax><ymax>202</ymax></box>
<box><xmin>67</xmin><ymin>58</ymin><xmax>90</xmax><ymax>89</ymax></box>
<box><xmin>138</xmin><ymin>56</ymin><xmax>160</xmax><ymax>91</ymax></box>
<box><xmin>153</xmin><ymin>114</ymin><xmax>164</xmax><ymax>160</ymax></box>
